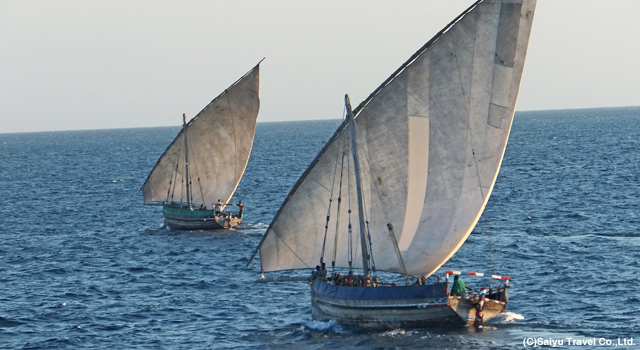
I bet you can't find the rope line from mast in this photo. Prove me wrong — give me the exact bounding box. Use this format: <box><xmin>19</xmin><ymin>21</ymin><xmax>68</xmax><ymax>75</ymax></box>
<box><xmin>319</xmin><ymin>115</ymin><xmax>344</xmax><ymax>264</ymax></box>
<box><xmin>331</xmin><ymin>137</ymin><xmax>347</xmax><ymax>276</ymax></box>
<box><xmin>470</xmin><ymin>148</ymin><xmax>495</xmax><ymax>274</ymax></box>
<box><xmin>347</xmin><ymin>126</ymin><xmax>354</xmax><ymax>272</ymax></box>
<box><xmin>350</xmin><ymin>119</ymin><xmax>379</xmax><ymax>276</ymax></box>
<box><xmin>184</xmin><ymin>121</ymin><xmax>206</xmax><ymax>207</ymax></box>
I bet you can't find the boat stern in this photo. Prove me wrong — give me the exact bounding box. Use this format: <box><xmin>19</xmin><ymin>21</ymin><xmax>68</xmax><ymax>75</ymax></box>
<box><xmin>448</xmin><ymin>294</ymin><xmax>507</xmax><ymax>326</ymax></box>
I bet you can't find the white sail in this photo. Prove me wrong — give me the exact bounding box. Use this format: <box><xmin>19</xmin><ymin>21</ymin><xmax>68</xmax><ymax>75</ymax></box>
<box><xmin>141</xmin><ymin>64</ymin><xmax>261</xmax><ymax>208</ymax></box>
<box><xmin>255</xmin><ymin>0</ymin><xmax>535</xmax><ymax>277</ymax></box>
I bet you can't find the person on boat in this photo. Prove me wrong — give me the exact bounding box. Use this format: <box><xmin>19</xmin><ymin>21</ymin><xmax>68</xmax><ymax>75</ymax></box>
<box><xmin>199</xmin><ymin>204</ymin><xmax>204</xmax><ymax>210</ymax></box>
<box><xmin>354</xmin><ymin>275</ymin><xmax>362</xmax><ymax>287</ymax></box>
<box><xmin>319</xmin><ymin>262</ymin><xmax>327</xmax><ymax>278</ymax></box>
<box><xmin>238</xmin><ymin>201</ymin><xmax>244</xmax><ymax>218</ymax></box>
<box><xmin>451</xmin><ymin>275</ymin><xmax>472</xmax><ymax>296</ymax></box>
<box><xmin>488</xmin><ymin>284</ymin><xmax>508</xmax><ymax>302</ymax></box>
<box><xmin>372</xmin><ymin>276</ymin><xmax>380</xmax><ymax>287</ymax></box>
<box><xmin>346</xmin><ymin>271</ymin><xmax>354</xmax><ymax>286</ymax></box>
<box><xmin>215</xmin><ymin>199</ymin><xmax>222</xmax><ymax>215</ymax></box>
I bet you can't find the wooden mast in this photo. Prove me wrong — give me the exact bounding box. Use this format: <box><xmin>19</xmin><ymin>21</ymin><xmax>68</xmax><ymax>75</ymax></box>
<box><xmin>345</xmin><ymin>94</ymin><xmax>370</xmax><ymax>278</ymax></box>
<box><xmin>182</xmin><ymin>113</ymin><xmax>191</xmax><ymax>207</ymax></box>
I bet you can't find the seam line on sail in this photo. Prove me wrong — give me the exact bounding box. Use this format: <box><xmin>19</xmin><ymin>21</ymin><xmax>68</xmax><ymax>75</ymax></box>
<box><xmin>454</xmin><ymin>51</ymin><xmax>466</xmax><ymax>98</ymax></box>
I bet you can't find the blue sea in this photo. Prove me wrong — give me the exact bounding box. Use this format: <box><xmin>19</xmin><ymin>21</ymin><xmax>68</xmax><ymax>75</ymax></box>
<box><xmin>1</xmin><ymin>107</ymin><xmax>639</xmax><ymax>349</ymax></box>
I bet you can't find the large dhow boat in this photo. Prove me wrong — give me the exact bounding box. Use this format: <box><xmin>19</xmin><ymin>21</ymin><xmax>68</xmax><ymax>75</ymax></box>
<box><xmin>141</xmin><ymin>61</ymin><xmax>261</xmax><ymax>230</ymax></box>
<box><xmin>249</xmin><ymin>0</ymin><xmax>535</xmax><ymax>329</ymax></box>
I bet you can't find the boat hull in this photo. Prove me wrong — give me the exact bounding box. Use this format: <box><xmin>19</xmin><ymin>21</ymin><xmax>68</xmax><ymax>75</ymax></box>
<box><xmin>310</xmin><ymin>279</ymin><xmax>506</xmax><ymax>329</ymax></box>
<box><xmin>162</xmin><ymin>204</ymin><xmax>242</xmax><ymax>230</ymax></box>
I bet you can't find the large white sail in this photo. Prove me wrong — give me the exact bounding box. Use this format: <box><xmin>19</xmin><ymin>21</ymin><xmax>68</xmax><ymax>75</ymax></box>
<box><xmin>256</xmin><ymin>0</ymin><xmax>535</xmax><ymax>277</ymax></box>
<box><xmin>141</xmin><ymin>64</ymin><xmax>261</xmax><ymax>208</ymax></box>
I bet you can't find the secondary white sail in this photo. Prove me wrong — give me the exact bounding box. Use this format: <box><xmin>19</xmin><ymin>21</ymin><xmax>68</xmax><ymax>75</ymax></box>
<box><xmin>255</xmin><ymin>0</ymin><xmax>536</xmax><ymax>277</ymax></box>
<box><xmin>141</xmin><ymin>63</ymin><xmax>261</xmax><ymax>208</ymax></box>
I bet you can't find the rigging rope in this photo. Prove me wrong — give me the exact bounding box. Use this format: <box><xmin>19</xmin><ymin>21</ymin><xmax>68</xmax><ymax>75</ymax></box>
<box><xmin>328</xmin><ymin>122</ymin><xmax>348</xmax><ymax>275</ymax></box>
<box><xmin>185</xmin><ymin>126</ymin><xmax>206</xmax><ymax>207</ymax></box>
<box><xmin>331</xmin><ymin>148</ymin><xmax>346</xmax><ymax>275</ymax></box>
<box><xmin>319</xmin><ymin>120</ymin><xmax>344</xmax><ymax>264</ymax></box>
<box><xmin>470</xmin><ymin>148</ymin><xmax>495</xmax><ymax>273</ymax></box>
<box><xmin>349</xmin><ymin>121</ymin><xmax>375</xmax><ymax>273</ymax></box>
<box><xmin>347</xmin><ymin>125</ymin><xmax>354</xmax><ymax>272</ymax></box>
<box><xmin>365</xmin><ymin>220</ymin><xmax>376</xmax><ymax>273</ymax></box>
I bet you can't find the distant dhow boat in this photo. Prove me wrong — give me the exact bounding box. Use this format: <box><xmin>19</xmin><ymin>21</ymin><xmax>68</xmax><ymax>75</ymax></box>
<box><xmin>141</xmin><ymin>61</ymin><xmax>261</xmax><ymax>230</ymax></box>
<box><xmin>249</xmin><ymin>0</ymin><xmax>535</xmax><ymax>329</ymax></box>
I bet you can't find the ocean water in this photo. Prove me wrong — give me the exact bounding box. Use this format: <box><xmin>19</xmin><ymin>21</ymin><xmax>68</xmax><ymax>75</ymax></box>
<box><xmin>1</xmin><ymin>107</ymin><xmax>639</xmax><ymax>349</ymax></box>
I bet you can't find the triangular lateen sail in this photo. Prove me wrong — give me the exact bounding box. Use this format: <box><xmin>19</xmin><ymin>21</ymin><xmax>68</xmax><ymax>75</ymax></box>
<box><xmin>141</xmin><ymin>62</ymin><xmax>261</xmax><ymax>210</ymax></box>
<box><xmin>253</xmin><ymin>0</ymin><xmax>536</xmax><ymax>277</ymax></box>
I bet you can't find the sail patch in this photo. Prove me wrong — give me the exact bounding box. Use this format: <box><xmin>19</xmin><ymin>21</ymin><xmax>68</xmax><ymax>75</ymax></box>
<box><xmin>488</xmin><ymin>103</ymin><xmax>508</xmax><ymax>129</ymax></box>
<box><xmin>494</xmin><ymin>3</ymin><xmax>522</xmax><ymax>68</ymax></box>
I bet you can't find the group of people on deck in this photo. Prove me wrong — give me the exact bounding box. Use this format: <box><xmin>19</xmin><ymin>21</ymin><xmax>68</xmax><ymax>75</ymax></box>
<box><xmin>195</xmin><ymin>199</ymin><xmax>222</xmax><ymax>212</ymax></box>
<box><xmin>331</xmin><ymin>272</ymin><xmax>379</xmax><ymax>287</ymax></box>
<box><xmin>195</xmin><ymin>199</ymin><xmax>244</xmax><ymax>218</ymax></box>
<box><xmin>450</xmin><ymin>275</ymin><xmax>508</xmax><ymax>302</ymax></box>
<box><xmin>311</xmin><ymin>263</ymin><xmax>400</xmax><ymax>288</ymax></box>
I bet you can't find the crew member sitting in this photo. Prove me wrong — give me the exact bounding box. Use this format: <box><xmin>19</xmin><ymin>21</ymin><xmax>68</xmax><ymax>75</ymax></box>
<box><xmin>451</xmin><ymin>275</ymin><xmax>472</xmax><ymax>296</ymax></box>
<box><xmin>312</xmin><ymin>265</ymin><xmax>321</xmax><ymax>279</ymax></box>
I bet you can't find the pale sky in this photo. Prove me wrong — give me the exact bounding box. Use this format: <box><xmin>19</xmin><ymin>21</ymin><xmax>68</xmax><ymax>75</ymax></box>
<box><xmin>1</xmin><ymin>0</ymin><xmax>639</xmax><ymax>134</ymax></box>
